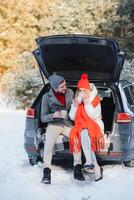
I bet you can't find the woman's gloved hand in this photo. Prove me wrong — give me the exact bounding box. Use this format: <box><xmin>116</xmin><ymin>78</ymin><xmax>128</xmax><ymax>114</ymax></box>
<box><xmin>83</xmin><ymin>95</ymin><xmax>90</xmax><ymax>104</ymax></box>
<box><xmin>82</xmin><ymin>90</ymin><xmax>90</xmax><ymax>104</ymax></box>
<box><xmin>73</xmin><ymin>91</ymin><xmax>83</xmax><ymax>106</ymax></box>
<box><xmin>76</xmin><ymin>95</ymin><xmax>83</xmax><ymax>104</ymax></box>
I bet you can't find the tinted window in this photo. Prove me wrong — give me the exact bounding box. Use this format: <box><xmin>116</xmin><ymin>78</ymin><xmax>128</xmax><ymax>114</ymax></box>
<box><xmin>124</xmin><ymin>84</ymin><xmax>134</xmax><ymax>109</ymax></box>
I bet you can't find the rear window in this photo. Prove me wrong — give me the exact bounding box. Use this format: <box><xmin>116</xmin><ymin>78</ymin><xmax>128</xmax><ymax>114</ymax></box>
<box><xmin>123</xmin><ymin>84</ymin><xmax>134</xmax><ymax>109</ymax></box>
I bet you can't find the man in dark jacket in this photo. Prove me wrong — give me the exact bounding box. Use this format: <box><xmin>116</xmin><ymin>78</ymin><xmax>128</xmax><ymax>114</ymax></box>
<box><xmin>41</xmin><ymin>74</ymin><xmax>84</xmax><ymax>184</ymax></box>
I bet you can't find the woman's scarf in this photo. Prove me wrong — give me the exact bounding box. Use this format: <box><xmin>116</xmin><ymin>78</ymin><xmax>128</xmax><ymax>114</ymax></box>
<box><xmin>69</xmin><ymin>95</ymin><xmax>105</xmax><ymax>153</ymax></box>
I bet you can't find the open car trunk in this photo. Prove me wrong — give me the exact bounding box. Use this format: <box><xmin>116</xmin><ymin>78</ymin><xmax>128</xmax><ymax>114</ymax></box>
<box><xmin>34</xmin><ymin>34</ymin><xmax>125</xmax><ymax>83</ymax></box>
<box><xmin>34</xmin><ymin>84</ymin><xmax>115</xmax><ymax>157</ymax></box>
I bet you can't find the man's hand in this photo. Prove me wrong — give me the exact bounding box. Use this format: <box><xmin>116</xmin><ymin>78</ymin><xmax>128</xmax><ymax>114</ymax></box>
<box><xmin>52</xmin><ymin>111</ymin><xmax>61</xmax><ymax>118</ymax></box>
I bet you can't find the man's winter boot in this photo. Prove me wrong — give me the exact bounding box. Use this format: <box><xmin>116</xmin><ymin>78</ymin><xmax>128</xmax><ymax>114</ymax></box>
<box><xmin>41</xmin><ymin>167</ymin><xmax>51</xmax><ymax>184</ymax></box>
<box><xmin>74</xmin><ymin>164</ymin><xmax>85</xmax><ymax>181</ymax></box>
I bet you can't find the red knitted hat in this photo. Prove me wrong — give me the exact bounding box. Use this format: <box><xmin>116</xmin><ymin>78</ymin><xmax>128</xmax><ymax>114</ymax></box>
<box><xmin>77</xmin><ymin>73</ymin><xmax>90</xmax><ymax>89</ymax></box>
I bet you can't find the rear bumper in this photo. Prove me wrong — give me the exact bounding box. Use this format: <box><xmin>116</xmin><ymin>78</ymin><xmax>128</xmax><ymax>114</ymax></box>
<box><xmin>96</xmin><ymin>149</ymin><xmax>134</xmax><ymax>162</ymax></box>
<box><xmin>53</xmin><ymin>148</ymin><xmax>134</xmax><ymax>162</ymax></box>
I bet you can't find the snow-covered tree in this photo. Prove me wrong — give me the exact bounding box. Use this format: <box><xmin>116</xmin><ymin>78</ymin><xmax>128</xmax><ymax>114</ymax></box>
<box><xmin>0</xmin><ymin>52</ymin><xmax>43</xmax><ymax>109</ymax></box>
<box><xmin>0</xmin><ymin>0</ymin><xmax>134</xmax><ymax>109</ymax></box>
<box><xmin>121</xmin><ymin>59</ymin><xmax>134</xmax><ymax>82</ymax></box>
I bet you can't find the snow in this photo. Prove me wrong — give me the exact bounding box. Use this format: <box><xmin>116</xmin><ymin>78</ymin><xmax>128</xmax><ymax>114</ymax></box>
<box><xmin>0</xmin><ymin>109</ymin><xmax>134</xmax><ymax>200</ymax></box>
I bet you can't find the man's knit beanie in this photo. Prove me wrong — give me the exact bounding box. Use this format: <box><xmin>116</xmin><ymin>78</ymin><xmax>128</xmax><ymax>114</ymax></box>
<box><xmin>48</xmin><ymin>74</ymin><xmax>65</xmax><ymax>90</ymax></box>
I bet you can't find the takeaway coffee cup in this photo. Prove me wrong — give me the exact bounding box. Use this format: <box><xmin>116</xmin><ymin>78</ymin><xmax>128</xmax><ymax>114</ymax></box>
<box><xmin>60</xmin><ymin>110</ymin><xmax>67</xmax><ymax>118</ymax></box>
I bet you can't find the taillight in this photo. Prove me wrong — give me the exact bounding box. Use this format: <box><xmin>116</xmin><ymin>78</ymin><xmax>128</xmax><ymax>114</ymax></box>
<box><xmin>26</xmin><ymin>108</ymin><xmax>35</xmax><ymax>118</ymax></box>
<box><xmin>116</xmin><ymin>113</ymin><xmax>132</xmax><ymax>123</ymax></box>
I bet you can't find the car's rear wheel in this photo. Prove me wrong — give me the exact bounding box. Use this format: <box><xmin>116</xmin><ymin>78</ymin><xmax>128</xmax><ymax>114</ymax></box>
<box><xmin>123</xmin><ymin>160</ymin><xmax>134</xmax><ymax>167</ymax></box>
<box><xmin>29</xmin><ymin>155</ymin><xmax>42</xmax><ymax>166</ymax></box>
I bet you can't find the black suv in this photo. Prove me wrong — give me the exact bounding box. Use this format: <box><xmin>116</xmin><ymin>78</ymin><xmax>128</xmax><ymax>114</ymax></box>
<box><xmin>24</xmin><ymin>34</ymin><xmax>134</xmax><ymax>167</ymax></box>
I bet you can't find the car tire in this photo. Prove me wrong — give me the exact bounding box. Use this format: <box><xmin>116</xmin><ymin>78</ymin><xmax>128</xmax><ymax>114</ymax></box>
<box><xmin>123</xmin><ymin>160</ymin><xmax>134</xmax><ymax>168</ymax></box>
<box><xmin>29</xmin><ymin>155</ymin><xmax>42</xmax><ymax>166</ymax></box>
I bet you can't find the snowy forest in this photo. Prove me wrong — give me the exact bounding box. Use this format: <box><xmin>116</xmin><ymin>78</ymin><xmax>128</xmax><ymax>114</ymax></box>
<box><xmin>0</xmin><ymin>0</ymin><xmax>134</xmax><ymax>109</ymax></box>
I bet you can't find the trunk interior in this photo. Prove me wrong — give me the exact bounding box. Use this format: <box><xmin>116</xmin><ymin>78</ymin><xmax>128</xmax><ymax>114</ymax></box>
<box><xmin>36</xmin><ymin>85</ymin><xmax>115</xmax><ymax>131</ymax></box>
<box><xmin>100</xmin><ymin>91</ymin><xmax>115</xmax><ymax>132</ymax></box>
<box><xmin>33</xmin><ymin>84</ymin><xmax>115</xmax><ymax>153</ymax></box>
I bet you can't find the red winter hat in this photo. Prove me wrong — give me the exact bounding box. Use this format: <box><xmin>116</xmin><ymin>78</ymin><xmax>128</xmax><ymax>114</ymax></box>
<box><xmin>77</xmin><ymin>73</ymin><xmax>90</xmax><ymax>89</ymax></box>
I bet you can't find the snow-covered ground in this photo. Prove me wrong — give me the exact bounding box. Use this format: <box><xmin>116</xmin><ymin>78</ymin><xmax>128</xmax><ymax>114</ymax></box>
<box><xmin>0</xmin><ymin>109</ymin><xmax>134</xmax><ymax>200</ymax></box>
